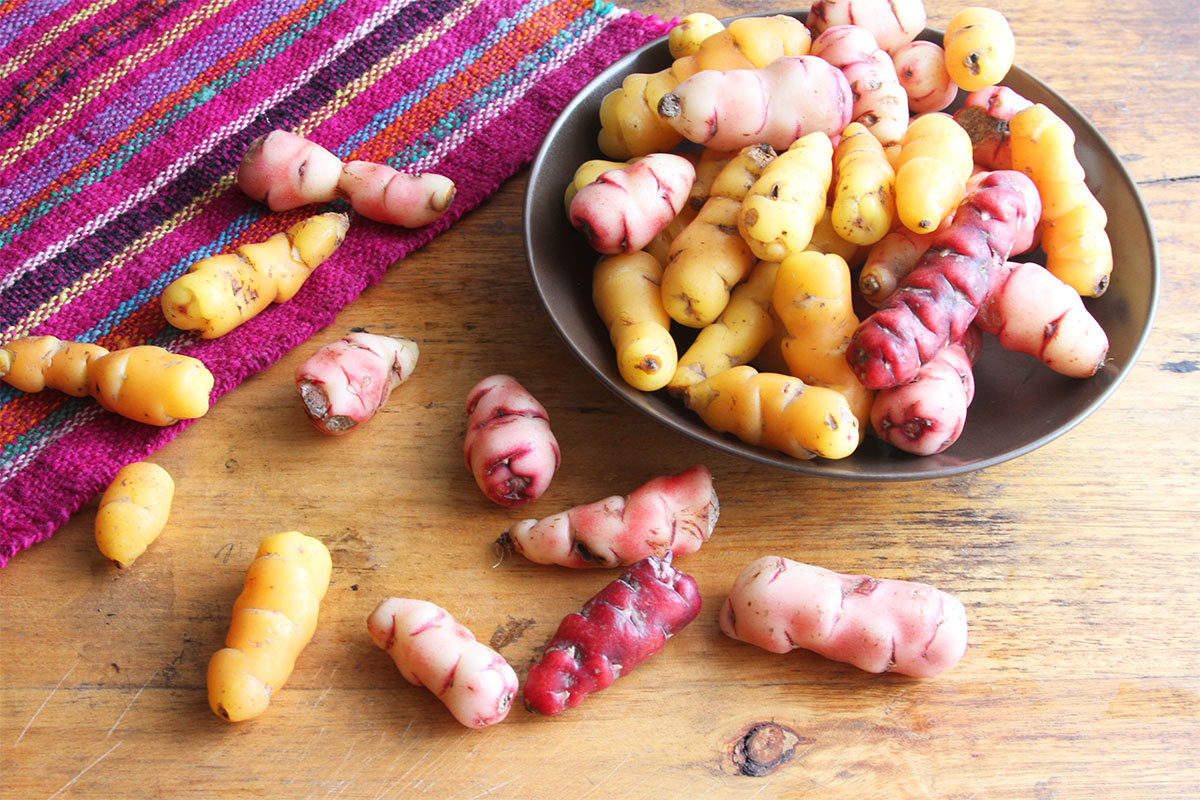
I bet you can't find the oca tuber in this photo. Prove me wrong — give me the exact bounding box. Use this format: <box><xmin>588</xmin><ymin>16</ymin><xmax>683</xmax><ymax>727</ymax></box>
<box><xmin>367</xmin><ymin>598</ymin><xmax>519</xmax><ymax>729</ymax></box>
<box><xmin>498</xmin><ymin>465</ymin><xmax>719</xmax><ymax>569</ymax></box>
<box><xmin>0</xmin><ymin>337</ymin><xmax>213</xmax><ymax>425</ymax></box>
<box><xmin>207</xmin><ymin>531</ymin><xmax>331</xmax><ymax>721</ymax></box>
<box><xmin>295</xmin><ymin>331</ymin><xmax>419</xmax><ymax>435</ymax></box>
<box><xmin>464</xmin><ymin>375</ymin><xmax>560</xmax><ymax>507</ymax></box>
<box><xmin>94</xmin><ymin>461</ymin><xmax>174</xmax><ymax>568</ymax></box>
<box><xmin>523</xmin><ymin>554</ymin><xmax>701</xmax><ymax>715</ymax></box>
<box><xmin>568</xmin><ymin>153</ymin><xmax>696</xmax><ymax>254</ymax></box>
<box><xmin>720</xmin><ymin>555</ymin><xmax>968</xmax><ymax>677</ymax></box>
<box><xmin>161</xmin><ymin>212</ymin><xmax>349</xmax><ymax>338</ymax></box>
<box><xmin>237</xmin><ymin>129</ymin><xmax>454</xmax><ymax>227</ymax></box>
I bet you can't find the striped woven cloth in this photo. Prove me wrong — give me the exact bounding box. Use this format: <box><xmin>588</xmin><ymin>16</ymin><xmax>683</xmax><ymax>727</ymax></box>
<box><xmin>0</xmin><ymin>0</ymin><xmax>671</xmax><ymax>566</ymax></box>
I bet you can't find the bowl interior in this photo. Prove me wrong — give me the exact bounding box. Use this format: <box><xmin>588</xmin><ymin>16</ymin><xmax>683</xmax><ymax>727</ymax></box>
<box><xmin>524</xmin><ymin>14</ymin><xmax>1158</xmax><ymax>481</ymax></box>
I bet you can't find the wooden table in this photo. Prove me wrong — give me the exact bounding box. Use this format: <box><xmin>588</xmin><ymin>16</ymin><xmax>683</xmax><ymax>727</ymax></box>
<box><xmin>3</xmin><ymin>1</ymin><xmax>1198</xmax><ymax>797</ymax></box>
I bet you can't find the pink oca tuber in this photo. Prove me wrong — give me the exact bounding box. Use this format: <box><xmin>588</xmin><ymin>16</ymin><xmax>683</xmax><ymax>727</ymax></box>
<box><xmin>567</xmin><ymin>153</ymin><xmax>695</xmax><ymax>254</ymax></box>
<box><xmin>498</xmin><ymin>465</ymin><xmax>719</xmax><ymax>568</ymax></box>
<box><xmin>846</xmin><ymin>169</ymin><xmax>1042</xmax><ymax>390</ymax></box>
<box><xmin>810</xmin><ymin>25</ymin><xmax>909</xmax><ymax>159</ymax></box>
<box><xmin>237</xmin><ymin>129</ymin><xmax>454</xmax><ymax>228</ymax></box>
<box><xmin>870</xmin><ymin>331</ymin><xmax>980</xmax><ymax>456</ymax></box>
<box><xmin>655</xmin><ymin>56</ymin><xmax>853</xmax><ymax>152</ymax></box>
<box><xmin>806</xmin><ymin>0</ymin><xmax>927</xmax><ymax>54</ymax></box>
<box><xmin>524</xmin><ymin>554</ymin><xmax>702</xmax><ymax>715</ymax></box>
<box><xmin>295</xmin><ymin>330</ymin><xmax>418</xmax><ymax>434</ymax></box>
<box><xmin>976</xmin><ymin>260</ymin><xmax>1109</xmax><ymax>377</ymax></box>
<box><xmin>367</xmin><ymin>598</ymin><xmax>519</xmax><ymax>728</ymax></box>
<box><xmin>464</xmin><ymin>375</ymin><xmax>560</xmax><ymax>507</ymax></box>
<box><xmin>720</xmin><ymin>555</ymin><xmax>968</xmax><ymax>678</ymax></box>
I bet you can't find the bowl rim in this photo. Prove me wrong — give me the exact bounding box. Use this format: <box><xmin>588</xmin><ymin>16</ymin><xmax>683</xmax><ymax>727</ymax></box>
<box><xmin>523</xmin><ymin>11</ymin><xmax>1160</xmax><ymax>481</ymax></box>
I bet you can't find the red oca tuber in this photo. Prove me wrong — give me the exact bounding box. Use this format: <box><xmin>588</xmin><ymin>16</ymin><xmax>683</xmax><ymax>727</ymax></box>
<box><xmin>523</xmin><ymin>554</ymin><xmax>702</xmax><ymax>715</ymax></box>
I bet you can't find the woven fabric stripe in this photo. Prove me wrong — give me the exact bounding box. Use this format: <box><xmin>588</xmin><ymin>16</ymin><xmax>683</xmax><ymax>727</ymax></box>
<box><xmin>0</xmin><ymin>0</ymin><xmax>671</xmax><ymax>566</ymax></box>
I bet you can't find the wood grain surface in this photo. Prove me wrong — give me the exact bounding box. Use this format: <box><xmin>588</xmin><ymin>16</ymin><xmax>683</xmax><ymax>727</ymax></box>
<box><xmin>3</xmin><ymin>1</ymin><xmax>1198</xmax><ymax>798</ymax></box>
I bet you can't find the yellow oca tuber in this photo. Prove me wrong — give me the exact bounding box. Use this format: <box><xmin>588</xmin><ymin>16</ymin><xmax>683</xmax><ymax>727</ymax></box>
<box><xmin>662</xmin><ymin>143</ymin><xmax>777</xmax><ymax>328</ymax></box>
<box><xmin>668</xmin><ymin>259</ymin><xmax>780</xmax><ymax>396</ymax></box>
<box><xmin>1</xmin><ymin>336</ymin><xmax>214</xmax><ymax>425</ymax></box>
<box><xmin>893</xmin><ymin>112</ymin><xmax>973</xmax><ymax>233</ymax></box>
<box><xmin>943</xmin><ymin>6</ymin><xmax>1016</xmax><ymax>93</ymax></box>
<box><xmin>593</xmin><ymin>251</ymin><xmax>678</xmax><ymax>392</ymax></box>
<box><xmin>684</xmin><ymin>365</ymin><xmax>860</xmax><ymax>460</ymax></box>
<box><xmin>94</xmin><ymin>461</ymin><xmax>174</xmax><ymax>568</ymax></box>
<box><xmin>161</xmin><ymin>212</ymin><xmax>349</xmax><ymax>338</ymax></box>
<box><xmin>1008</xmin><ymin>103</ymin><xmax>1113</xmax><ymax>297</ymax></box>
<box><xmin>207</xmin><ymin>531</ymin><xmax>332</xmax><ymax>722</ymax></box>
<box><xmin>772</xmin><ymin>250</ymin><xmax>874</xmax><ymax>432</ymax></box>
<box><xmin>738</xmin><ymin>132</ymin><xmax>834</xmax><ymax>262</ymax></box>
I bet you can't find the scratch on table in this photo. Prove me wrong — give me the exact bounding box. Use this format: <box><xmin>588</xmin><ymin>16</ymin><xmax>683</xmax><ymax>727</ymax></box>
<box><xmin>465</xmin><ymin>777</ymin><xmax>517</xmax><ymax>799</ymax></box>
<box><xmin>45</xmin><ymin>740</ymin><xmax>123</xmax><ymax>799</ymax></box>
<box><xmin>382</xmin><ymin>728</ymin><xmax>457</xmax><ymax>796</ymax></box>
<box><xmin>576</xmin><ymin>755</ymin><xmax>631</xmax><ymax>800</ymax></box>
<box><xmin>746</xmin><ymin>773</ymin><xmax>780</xmax><ymax>800</ymax></box>
<box><xmin>15</xmin><ymin>663</ymin><xmax>76</xmax><ymax>744</ymax></box>
<box><xmin>107</xmin><ymin>669</ymin><xmax>158</xmax><ymax>737</ymax></box>
<box><xmin>312</xmin><ymin>668</ymin><xmax>339</xmax><ymax>708</ymax></box>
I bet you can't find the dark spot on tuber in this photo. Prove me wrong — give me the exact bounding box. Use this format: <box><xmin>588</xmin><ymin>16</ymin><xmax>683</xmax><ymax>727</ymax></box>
<box><xmin>728</xmin><ymin>722</ymin><xmax>809</xmax><ymax>777</ymax></box>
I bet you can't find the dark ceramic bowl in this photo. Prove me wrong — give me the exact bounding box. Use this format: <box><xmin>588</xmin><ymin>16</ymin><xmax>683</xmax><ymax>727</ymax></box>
<box><xmin>524</xmin><ymin>14</ymin><xmax>1158</xmax><ymax>480</ymax></box>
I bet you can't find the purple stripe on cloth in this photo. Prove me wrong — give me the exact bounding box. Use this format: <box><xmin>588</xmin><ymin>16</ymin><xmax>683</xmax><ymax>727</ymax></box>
<box><xmin>0</xmin><ymin>0</ymin><xmax>79</xmax><ymax>51</ymax></box>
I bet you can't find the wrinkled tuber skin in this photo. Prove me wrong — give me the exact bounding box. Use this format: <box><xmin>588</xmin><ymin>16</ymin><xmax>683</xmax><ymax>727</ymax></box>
<box><xmin>295</xmin><ymin>331</ymin><xmax>419</xmax><ymax>435</ymax></box>
<box><xmin>367</xmin><ymin>598</ymin><xmax>519</xmax><ymax>729</ymax></box>
<box><xmin>870</xmin><ymin>342</ymin><xmax>976</xmax><ymax>455</ymax></box>
<box><xmin>846</xmin><ymin>169</ymin><xmax>1042</xmax><ymax>390</ymax></box>
<box><xmin>720</xmin><ymin>555</ymin><xmax>968</xmax><ymax>678</ymax></box>
<box><xmin>464</xmin><ymin>375</ymin><xmax>560</xmax><ymax>506</ymax></box>
<box><xmin>810</xmin><ymin>25</ymin><xmax>909</xmax><ymax>159</ymax></box>
<box><xmin>656</xmin><ymin>56</ymin><xmax>853</xmax><ymax>153</ymax></box>
<box><xmin>568</xmin><ymin>153</ymin><xmax>695</xmax><ymax>254</ymax></box>
<box><xmin>499</xmin><ymin>465</ymin><xmax>719</xmax><ymax>568</ymax></box>
<box><xmin>953</xmin><ymin>86</ymin><xmax>1034</xmax><ymax>170</ymax></box>
<box><xmin>524</xmin><ymin>554</ymin><xmax>702</xmax><ymax>715</ymax></box>
<box><xmin>976</xmin><ymin>261</ymin><xmax>1109</xmax><ymax>378</ymax></box>
<box><xmin>806</xmin><ymin>0</ymin><xmax>926</xmax><ymax>54</ymax></box>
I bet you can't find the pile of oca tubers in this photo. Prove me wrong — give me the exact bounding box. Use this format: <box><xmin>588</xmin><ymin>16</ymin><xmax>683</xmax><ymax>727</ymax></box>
<box><xmin>566</xmin><ymin>1</ymin><xmax>1112</xmax><ymax>459</ymax></box>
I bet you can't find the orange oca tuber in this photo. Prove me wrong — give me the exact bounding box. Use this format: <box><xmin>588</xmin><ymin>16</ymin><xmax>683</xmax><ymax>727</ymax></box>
<box><xmin>207</xmin><ymin>531</ymin><xmax>332</xmax><ymax>722</ymax></box>
<box><xmin>1</xmin><ymin>336</ymin><xmax>214</xmax><ymax>425</ymax></box>
<box><xmin>94</xmin><ymin>461</ymin><xmax>174</xmax><ymax>568</ymax></box>
<box><xmin>237</xmin><ymin>129</ymin><xmax>454</xmax><ymax>228</ymax></box>
<box><xmin>1009</xmin><ymin>102</ymin><xmax>1113</xmax><ymax>297</ymax></box>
